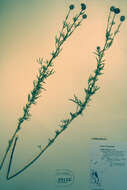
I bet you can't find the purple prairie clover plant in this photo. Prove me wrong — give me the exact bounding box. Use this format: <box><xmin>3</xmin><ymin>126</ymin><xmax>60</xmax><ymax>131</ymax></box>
<box><xmin>0</xmin><ymin>3</ymin><xmax>87</xmax><ymax>177</ymax></box>
<box><xmin>0</xmin><ymin>4</ymin><xmax>125</xmax><ymax>180</ymax></box>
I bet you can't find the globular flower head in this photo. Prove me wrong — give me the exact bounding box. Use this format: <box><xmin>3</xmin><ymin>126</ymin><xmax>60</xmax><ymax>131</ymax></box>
<box><xmin>69</xmin><ymin>4</ymin><xmax>75</xmax><ymax>10</ymax></box>
<box><xmin>82</xmin><ymin>14</ymin><xmax>87</xmax><ymax>19</ymax></box>
<box><xmin>97</xmin><ymin>46</ymin><xmax>100</xmax><ymax>51</ymax></box>
<box><xmin>110</xmin><ymin>6</ymin><xmax>115</xmax><ymax>12</ymax></box>
<box><xmin>120</xmin><ymin>15</ymin><xmax>125</xmax><ymax>22</ymax></box>
<box><xmin>81</xmin><ymin>3</ymin><xmax>86</xmax><ymax>11</ymax></box>
<box><xmin>114</xmin><ymin>8</ymin><xmax>120</xmax><ymax>14</ymax></box>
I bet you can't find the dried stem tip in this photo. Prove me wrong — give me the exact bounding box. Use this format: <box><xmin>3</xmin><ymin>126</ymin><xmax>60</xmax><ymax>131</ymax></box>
<box><xmin>114</xmin><ymin>8</ymin><xmax>120</xmax><ymax>14</ymax></box>
<box><xmin>120</xmin><ymin>15</ymin><xmax>125</xmax><ymax>22</ymax></box>
<box><xmin>110</xmin><ymin>6</ymin><xmax>115</xmax><ymax>12</ymax></box>
<box><xmin>81</xmin><ymin>3</ymin><xmax>86</xmax><ymax>11</ymax></box>
<box><xmin>82</xmin><ymin>14</ymin><xmax>87</xmax><ymax>19</ymax></box>
<box><xmin>96</xmin><ymin>46</ymin><xmax>100</xmax><ymax>51</ymax></box>
<box><xmin>69</xmin><ymin>4</ymin><xmax>75</xmax><ymax>10</ymax></box>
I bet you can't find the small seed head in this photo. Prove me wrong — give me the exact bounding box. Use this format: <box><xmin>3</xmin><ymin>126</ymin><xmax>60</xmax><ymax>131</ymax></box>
<box><xmin>97</xmin><ymin>46</ymin><xmax>100</xmax><ymax>51</ymax></box>
<box><xmin>81</xmin><ymin>3</ymin><xmax>86</xmax><ymax>11</ymax></box>
<box><xmin>110</xmin><ymin>6</ymin><xmax>115</xmax><ymax>12</ymax></box>
<box><xmin>114</xmin><ymin>8</ymin><xmax>120</xmax><ymax>14</ymax></box>
<box><xmin>69</xmin><ymin>4</ymin><xmax>75</xmax><ymax>10</ymax></box>
<box><xmin>120</xmin><ymin>15</ymin><xmax>125</xmax><ymax>22</ymax></box>
<box><xmin>82</xmin><ymin>14</ymin><xmax>87</xmax><ymax>19</ymax></box>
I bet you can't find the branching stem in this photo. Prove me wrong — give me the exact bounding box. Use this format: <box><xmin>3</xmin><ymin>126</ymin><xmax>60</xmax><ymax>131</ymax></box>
<box><xmin>6</xmin><ymin>8</ymin><xmax>124</xmax><ymax>180</ymax></box>
<box><xmin>0</xmin><ymin>5</ymin><xmax>87</xmax><ymax>171</ymax></box>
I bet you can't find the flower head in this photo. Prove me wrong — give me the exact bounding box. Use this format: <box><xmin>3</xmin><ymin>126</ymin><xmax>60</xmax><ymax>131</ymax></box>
<box><xmin>97</xmin><ymin>46</ymin><xmax>100</xmax><ymax>51</ymax></box>
<box><xmin>120</xmin><ymin>15</ymin><xmax>125</xmax><ymax>22</ymax></box>
<box><xmin>81</xmin><ymin>3</ymin><xmax>86</xmax><ymax>11</ymax></box>
<box><xmin>69</xmin><ymin>4</ymin><xmax>75</xmax><ymax>10</ymax></box>
<box><xmin>114</xmin><ymin>8</ymin><xmax>120</xmax><ymax>14</ymax></box>
<box><xmin>82</xmin><ymin>14</ymin><xmax>87</xmax><ymax>19</ymax></box>
<box><xmin>110</xmin><ymin>6</ymin><xmax>115</xmax><ymax>12</ymax></box>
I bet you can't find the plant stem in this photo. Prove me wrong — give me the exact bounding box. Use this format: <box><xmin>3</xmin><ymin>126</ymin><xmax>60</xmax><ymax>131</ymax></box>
<box><xmin>5</xmin><ymin>45</ymin><xmax>105</xmax><ymax>179</ymax></box>
<box><xmin>7</xmin><ymin>9</ymin><xmax>124</xmax><ymax>180</ymax></box>
<box><xmin>0</xmin><ymin>6</ymin><xmax>87</xmax><ymax>171</ymax></box>
<box><xmin>6</xmin><ymin>137</ymin><xmax>18</xmax><ymax>180</ymax></box>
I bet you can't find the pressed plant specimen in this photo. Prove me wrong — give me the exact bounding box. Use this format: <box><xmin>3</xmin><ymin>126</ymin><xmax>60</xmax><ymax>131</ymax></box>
<box><xmin>0</xmin><ymin>4</ymin><xmax>125</xmax><ymax>180</ymax></box>
<box><xmin>0</xmin><ymin>3</ymin><xmax>87</xmax><ymax>176</ymax></box>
